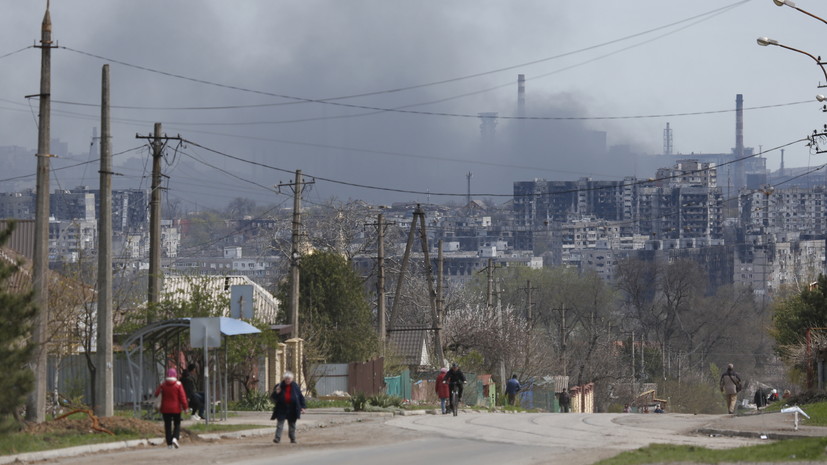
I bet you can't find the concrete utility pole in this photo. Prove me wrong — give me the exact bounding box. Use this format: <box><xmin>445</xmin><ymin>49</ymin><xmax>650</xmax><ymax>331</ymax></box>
<box><xmin>416</xmin><ymin>207</ymin><xmax>444</xmax><ymax>365</ymax></box>
<box><xmin>27</xmin><ymin>2</ymin><xmax>54</xmax><ymax>423</ymax></box>
<box><xmin>148</xmin><ymin>123</ymin><xmax>163</xmax><ymax>314</ymax></box>
<box><xmin>278</xmin><ymin>170</ymin><xmax>313</xmax><ymax>340</ymax></box>
<box><xmin>135</xmin><ymin>124</ymin><xmax>180</xmax><ymax>321</ymax></box>
<box><xmin>368</xmin><ymin>213</ymin><xmax>394</xmax><ymax>346</ymax></box>
<box><xmin>388</xmin><ymin>209</ymin><xmax>418</xmax><ymax>331</ymax></box>
<box><xmin>523</xmin><ymin>280</ymin><xmax>537</xmax><ymax>323</ymax></box>
<box><xmin>95</xmin><ymin>64</ymin><xmax>113</xmax><ymax>417</ymax></box>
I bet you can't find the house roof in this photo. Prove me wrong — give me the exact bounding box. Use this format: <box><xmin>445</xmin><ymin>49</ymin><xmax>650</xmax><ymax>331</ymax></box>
<box><xmin>162</xmin><ymin>275</ymin><xmax>280</xmax><ymax>323</ymax></box>
<box><xmin>387</xmin><ymin>328</ymin><xmax>431</xmax><ymax>367</ymax></box>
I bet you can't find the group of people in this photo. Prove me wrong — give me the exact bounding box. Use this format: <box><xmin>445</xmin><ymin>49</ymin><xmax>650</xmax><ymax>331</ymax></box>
<box><xmin>434</xmin><ymin>363</ymin><xmax>467</xmax><ymax>413</ymax></box>
<box><xmin>154</xmin><ymin>365</ymin><xmax>308</xmax><ymax>448</ymax></box>
<box><xmin>153</xmin><ymin>364</ymin><xmax>204</xmax><ymax>449</ymax></box>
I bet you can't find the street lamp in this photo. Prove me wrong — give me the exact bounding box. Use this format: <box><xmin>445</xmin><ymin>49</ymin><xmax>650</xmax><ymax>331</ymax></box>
<box><xmin>772</xmin><ymin>0</ymin><xmax>827</xmax><ymax>26</ymax></box>
<box><xmin>757</xmin><ymin>37</ymin><xmax>827</xmax><ymax>85</ymax></box>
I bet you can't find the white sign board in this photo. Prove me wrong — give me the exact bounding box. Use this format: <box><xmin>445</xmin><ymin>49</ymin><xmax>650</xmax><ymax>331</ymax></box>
<box><xmin>190</xmin><ymin>317</ymin><xmax>222</xmax><ymax>348</ymax></box>
<box><xmin>230</xmin><ymin>285</ymin><xmax>254</xmax><ymax>320</ymax></box>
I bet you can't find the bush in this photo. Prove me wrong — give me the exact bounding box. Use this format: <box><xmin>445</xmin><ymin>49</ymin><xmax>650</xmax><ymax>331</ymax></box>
<box><xmin>784</xmin><ymin>391</ymin><xmax>827</xmax><ymax>406</ymax></box>
<box><xmin>368</xmin><ymin>393</ymin><xmax>403</xmax><ymax>408</ymax></box>
<box><xmin>233</xmin><ymin>390</ymin><xmax>273</xmax><ymax>411</ymax></box>
<box><xmin>351</xmin><ymin>393</ymin><xmax>368</xmax><ymax>412</ymax></box>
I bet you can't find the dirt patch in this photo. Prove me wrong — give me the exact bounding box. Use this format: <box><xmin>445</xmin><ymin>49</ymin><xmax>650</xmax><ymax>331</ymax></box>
<box><xmin>24</xmin><ymin>416</ymin><xmax>165</xmax><ymax>437</ymax></box>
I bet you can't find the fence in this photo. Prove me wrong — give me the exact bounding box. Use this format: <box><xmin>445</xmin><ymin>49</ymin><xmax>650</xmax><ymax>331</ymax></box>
<box><xmin>47</xmin><ymin>353</ymin><xmax>159</xmax><ymax>406</ymax></box>
<box><xmin>311</xmin><ymin>358</ymin><xmax>385</xmax><ymax>397</ymax></box>
<box><xmin>310</xmin><ymin>364</ymin><xmax>349</xmax><ymax>396</ymax></box>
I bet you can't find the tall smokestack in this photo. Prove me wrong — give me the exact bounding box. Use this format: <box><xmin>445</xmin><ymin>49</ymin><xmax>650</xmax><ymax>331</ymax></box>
<box><xmin>736</xmin><ymin>94</ymin><xmax>744</xmax><ymax>155</ymax></box>
<box><xmin>734</xmin><ymin>94</ymin><xmax>745</xmax><ymax>191</ymax></box>
<box><xmin>517</xmin><ymin>74</ymin><xmax>525</xmax><ymax>117</ymax></box>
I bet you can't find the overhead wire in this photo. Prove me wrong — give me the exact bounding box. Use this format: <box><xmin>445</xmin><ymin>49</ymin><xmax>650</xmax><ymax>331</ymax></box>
<box><xmin>181</xmin><ymin>137</ymin><xmax>807</xmax><ymax>198</ymax></box>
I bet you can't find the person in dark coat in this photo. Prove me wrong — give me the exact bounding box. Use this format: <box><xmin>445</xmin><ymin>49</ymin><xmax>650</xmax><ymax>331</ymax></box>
<box><xmin>444</xmin><ymin>363</ymin><xmax>467</xmax><ymax>410</ymax></box>
<box><xmin>559</xmin><ymin>390</ymin><xmax>571</xmax><ymax>413</ymax></box>
<box><xmin>155</xmin><ymin>368</ymin><xmax>188</xmax><ymax>449</ymax></box>
<box><xmin>505</xmin><ymin>374</ymin><xmax>521</xmax><ymax>406</ymax></box>
<box><xmin>270</xmin><ymin>371</ymin><xmax>306</xmax><ymax>444</ymax></box>
<box><xmin>180</xmin><ymin>363</ymin><xmax>204</xmax><ymax>420</ymax></box>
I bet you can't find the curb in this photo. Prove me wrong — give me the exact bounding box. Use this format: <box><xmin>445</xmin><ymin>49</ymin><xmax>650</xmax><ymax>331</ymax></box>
<box><xmin>0</xmin><ymin>415</ymin><xmax>374</xmax><ymax>463</ymax></box>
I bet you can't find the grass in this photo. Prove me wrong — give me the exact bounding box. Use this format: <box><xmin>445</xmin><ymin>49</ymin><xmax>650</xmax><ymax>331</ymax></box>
<box><xmin>595</xmin><ymin>437</ymin><xmax>827</xmax><ymax>465</ymax></box>
<box><xmin>306</xmin><ymin>398</ymin><xmax>351</xmax><ymax>409</ymax></box>
<box><xmin>184</xmin><ymin>423</ymin><xmax>267</xmax><ymax>433</ymax></box>
<box><xmin>761</xmin><ymin>400</ymin><xmax>827</xmax><ymax>426</ymax></box>
<box><xmin>0</xmin><ymin>431</ymin><xmax>146</xmax><ymax>456</ymax></box>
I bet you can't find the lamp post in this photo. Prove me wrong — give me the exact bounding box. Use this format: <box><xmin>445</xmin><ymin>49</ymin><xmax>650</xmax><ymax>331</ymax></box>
<box><xmin>772</xmin><ymin>0</ymin><xmax>827</xmax><ymax>26</ymax></box>
<box><xmin>757</xmin><ymin>37</ymin><xmax>827</xmax><ymax>85</ymax></box>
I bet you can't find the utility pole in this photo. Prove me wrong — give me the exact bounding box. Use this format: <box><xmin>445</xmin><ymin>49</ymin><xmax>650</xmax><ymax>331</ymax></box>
<box><xmin>27</xmin><ymin>2</ymin><xmax>55</xmax><ymax>423</ymax></box>
<box><xmin>486</xmin><ymin>258</ymin><xmax>495</xmax><ymax>311</ymax></box>
<box><xmin>278</xmin><ymin>170</ymin><xmax>314</xmax><ymax>340</ymax></box>
<box><xmin>136</xmin><ymin>124</ymin><xmax>180</xmax><ymax>321</ymax></box>
<box><xmin>389</xmin><ymin>209</ymin><xmax>418</xmax><ymax>331</ymax></box>
<box><xmin>95</xmin><ymin>64</ymin><xmax>113</xmax><ymax>417</ymax></box>
<box><xmin>367</xmin><ymin>213</ymin><xmax>394</xmax><ymax>346</ymax></box>
<box><xmin>522</xmin><ymin>280</ymin><xmax>537</xmax><ymax>323</ymax></box>
<box><xmin>416</xmin><ymin>207</ymin><xmax>443</xmax><ymax>365</ymax></box>
<box><xmin>437</xmin><ymin>239</ymin><xmax>444</xmax><ymax>326</ymax></box>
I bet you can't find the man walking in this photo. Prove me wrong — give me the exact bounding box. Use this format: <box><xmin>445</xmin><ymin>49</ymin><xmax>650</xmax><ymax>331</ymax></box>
<box><xmin>181</xmin><ymin>363</ymin><xmax>204</xmax><ymax>420</ymax></box>
<box><xmin>719</xmin><ymin>363</ymin><xmax>742</xmax><ymax>414</ymax></box>
<box><xmin>505</xmin><ymin>374</ymin><xmax>521</xmax><ymax>406</ymax></box>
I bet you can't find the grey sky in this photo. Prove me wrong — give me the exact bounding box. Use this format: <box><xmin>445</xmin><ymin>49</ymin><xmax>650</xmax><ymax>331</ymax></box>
<box><xmin>1</xmin><ymin>0</ymin><xmax>824</xmax><ymax>207</ymax></box>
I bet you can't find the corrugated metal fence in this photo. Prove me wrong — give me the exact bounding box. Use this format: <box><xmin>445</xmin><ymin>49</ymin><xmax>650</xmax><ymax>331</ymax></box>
<box><xmin>47</xmin><ymin>354</ymin><xmax>159</xmax><ymax>406</ymax></box>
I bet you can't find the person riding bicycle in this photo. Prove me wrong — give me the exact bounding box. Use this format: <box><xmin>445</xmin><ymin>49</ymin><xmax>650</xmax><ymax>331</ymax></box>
<box><xmin>444</xmin><ymin>363</ymin><xmax>466</xmax><ymax>409</ymax></box>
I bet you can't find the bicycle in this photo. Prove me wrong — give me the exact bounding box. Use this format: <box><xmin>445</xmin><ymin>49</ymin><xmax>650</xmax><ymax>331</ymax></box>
<box><xmin>449</xmin><ymin>383</ymin><xmax>462</xmax><ymax>416</ymax></box>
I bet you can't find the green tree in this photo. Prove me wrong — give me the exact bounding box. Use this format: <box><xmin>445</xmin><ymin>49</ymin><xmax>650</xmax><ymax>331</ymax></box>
<box><xmin>0</xmin><ymin>223</ymin><xmax>37</xmax><ymax>431</ymax></box>
<box><xmin>278</xmin><ymin>251</ymin><xmax>378</xmax><ymax>363</ymax></box>
<box><xmin>772</xmin><ymin>274</ymin><xmax>827</xmax><ymax>349</ymax></box>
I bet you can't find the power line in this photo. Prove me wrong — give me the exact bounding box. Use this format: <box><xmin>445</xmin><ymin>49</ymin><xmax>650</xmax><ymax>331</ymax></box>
<box><xmin>182</xmin><ymin>137</ymin><xmax>806</xmax><ymax>198</ymax></box>
<box><xmin>0</xmin><ymin>46</ymin><xmax>32</xmax><ymax>61</ymax></box>
<box><xmin>0</xmin><ymin>146</ymin><xmax>144</xmax><ymax>183</ymax></box>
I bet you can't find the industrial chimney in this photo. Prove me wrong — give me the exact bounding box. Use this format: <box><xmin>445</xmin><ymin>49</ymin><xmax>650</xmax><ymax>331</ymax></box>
<box><xmin>734</xmin><ymin>94</ymin><xmax>745</xmax><ymax>190</ymax></box>
<box><xmin>517</xmin><ymin>74</ymin><xmax>525</xmax><ymax>117</ymax></box>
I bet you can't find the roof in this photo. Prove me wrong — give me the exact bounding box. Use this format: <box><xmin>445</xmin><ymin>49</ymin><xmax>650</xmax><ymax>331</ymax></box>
<box><xmin>387</xmin><ymin>328</ymin><xmax>431</xmax><ymax>367</ymax></box>
<box><xmin>162</xmin><ymin>275</ymin><xmax>280</xmax><ymax>323</ymax></box>
<box><xmin>0</xmin><ymin>247</ymin><xmax>30</xmax><ymax>294</ymax></box>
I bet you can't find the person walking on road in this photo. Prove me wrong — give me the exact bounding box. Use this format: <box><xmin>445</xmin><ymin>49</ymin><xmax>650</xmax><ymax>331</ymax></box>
<box><xmin>435</xmin><ymin>367</ymin><xmax>450</xmax><ymax>414</ymax></box>
<box><xmin>505</xmin><ymin>374</ymin><xmax>521</xmax><ymax>406</ymax></box>
<box><xmin>155</xmin><ymin>368</ymin><xmax>188</xmax><ymax>449</ymax></box>
<box><xmin>180</xmin><ymin>363</ymin><xmax>204</xmax><ymax>420</ymax></box>
<box><xmin>270</xmin><ymin>372</ymin><xmax>306</xmax><ymax>444</ymax></box>
<box><xmin>719</xmin><ymin>363</ymin><xmax>742</xmax><ymax>414</ymax></box>
<box><xmin>559</xmin><ymin>390</ymin><xmax>571</xmax><ymax>413</ymax></box>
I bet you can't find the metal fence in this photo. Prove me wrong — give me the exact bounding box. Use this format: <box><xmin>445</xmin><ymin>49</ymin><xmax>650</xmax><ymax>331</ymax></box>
<box><xmin>310</xmin><ymin>363</ymin><xmax>349</xmax><ymax>396</ymax></box>
<box><xmin>47</xmin><ymin>353</ymin><xmax>159</xmax><ymax>406</ymax></box>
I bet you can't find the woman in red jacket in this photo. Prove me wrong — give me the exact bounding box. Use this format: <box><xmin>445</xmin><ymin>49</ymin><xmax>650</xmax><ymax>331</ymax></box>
<box><xmin>435</xmin><ymin>367</ymin><xmax>450</xmax><ymax>414</ymax></box>
<box><xmin>155</xmin><ymin>368</ymin><xmax>188</xmax><ymax>449</ymax></box>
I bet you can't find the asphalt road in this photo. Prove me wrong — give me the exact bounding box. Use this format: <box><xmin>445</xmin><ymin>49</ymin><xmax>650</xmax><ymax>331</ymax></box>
<box><xmin>44</xmin><ymin>412</ymin><xmax>764</xmax><ymax>465</ymax></box>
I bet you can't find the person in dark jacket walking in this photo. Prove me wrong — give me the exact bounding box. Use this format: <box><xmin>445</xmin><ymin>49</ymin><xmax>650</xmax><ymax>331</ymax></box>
<box><xmin>270</xmin><ymin>372</ymin><xmax>306</xmax><ymax>444</ymax></box>
<box><xmin>155</xmin><ymin>368</ymin><xmax>188</xmax><ymax>449</ymax></box>
<box><xmin>559</xmin><ymin>390</ymin><xmax>571</xmax><ymax>413</ymax></box>
<box><xmin>505</xmin><ymin>374</ymin><xmax>521</xmax><ymax>406</ymax></box>
<box><xmin>180</xmin><ymin>364</ymin><xmax>204</xmax><ymax>420</ymax></box>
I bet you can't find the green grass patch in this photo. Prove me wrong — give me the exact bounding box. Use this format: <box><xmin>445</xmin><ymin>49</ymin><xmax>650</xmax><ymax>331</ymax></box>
<box><xmin>184</xmin><ymin>423</ymin><xmax>267</xmax><ymax>433</ymax></box>
<box><xmin>0</xmin><ymin>431</ymin><xmax>145</xmax><ymax>456</ymax></box>
<box><xmin>595</xmin><ymin>437</ymin><xmax>827</xmax><ymax>465</ymax></box>
<box><xmin>761</xmin><ymin>400</ymin><xmax>827</xmax><ymax>426</ymax></box>
<box><xmin>306</xmin><ymin>398</ymin><xmax>351</xmax><ymax>409</ymax></box>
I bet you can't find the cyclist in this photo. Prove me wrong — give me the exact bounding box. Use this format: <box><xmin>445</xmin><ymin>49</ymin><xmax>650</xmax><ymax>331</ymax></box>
<box><xmin>444</xmin><ymin>363</ymin><xmax>467</xmax><ymax>411</ymax></box>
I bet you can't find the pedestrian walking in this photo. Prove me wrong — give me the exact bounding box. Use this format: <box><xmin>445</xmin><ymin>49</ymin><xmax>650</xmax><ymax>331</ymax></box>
<box><xmin>435</xmin><ymin>367</ymin><xmax>450</xmax><ymax>414</ymax></box>
<box><xmin>505</xmin><ymin>374</ymin><xmax>521</xmax><ymax>406</ymax></box>
<box><xmin>719</xmin><ymin>363</ymin><xmax>742</xmax><ymax>414</ymax></box>
<box><xmin>154</xmin><ymin>368</ymin><xmax>188</xmax><ymax>449</ymax></box>
<box><xmin>270</xmin><ymin>372</ymin><xmax>306</xmax><ymax>444</ymax></box>
<box><xmin>559</xmin><ymin>390</ymin><xmax>571</xmax><ymax>413</ymax></box>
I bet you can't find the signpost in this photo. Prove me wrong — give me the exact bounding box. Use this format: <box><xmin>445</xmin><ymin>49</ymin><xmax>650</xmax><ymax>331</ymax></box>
<box><xmin>190</xmin><ymin>318</ymin><xmax>221</xmax><ymax>424</ymax></box>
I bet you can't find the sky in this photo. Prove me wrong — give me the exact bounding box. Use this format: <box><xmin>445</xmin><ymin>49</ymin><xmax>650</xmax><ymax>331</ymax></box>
<box><xmin>1</xmin><ymin>0</ymin><xmax>826</xmax><ymax>209</ymax></box>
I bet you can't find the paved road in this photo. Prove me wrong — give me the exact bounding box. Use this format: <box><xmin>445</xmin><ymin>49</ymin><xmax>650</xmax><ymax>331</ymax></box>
<box><xmin>43</xmin><ymin>412</ymin><xmax>763</xmax><ymax>465</ymax></box>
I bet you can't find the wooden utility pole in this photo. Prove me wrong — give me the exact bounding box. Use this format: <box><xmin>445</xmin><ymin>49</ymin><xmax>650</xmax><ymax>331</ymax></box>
<box><xmin>95</xmin><ymin>64</ymin><xmax>114</xmax><ymax>417</ymax></box>
<box><xmin>278</xmin><ymin>170</ymin><xmax>313</xmax><ymax>340</ymax></box>
<box><xmin>136</xmin><ymin>124</ymin><xmax>180</xmax><ymax>321</ymax></box>
<box><xmin>28</xmin><ymin>1</ymin><xmax>54</xmax><ymax>423</ymax></box>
